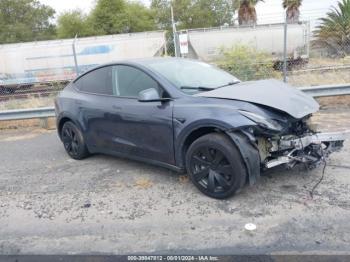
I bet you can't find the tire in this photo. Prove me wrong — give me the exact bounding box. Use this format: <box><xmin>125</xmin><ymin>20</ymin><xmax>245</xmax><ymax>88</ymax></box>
<box><xmin>0</xmin><ymin>86</ymin><xmax>14</xmax><ymax>94</ymax></box>
<box><xmin>61</xmin><ymin>121</ymin><xmax>89</xmax><ymax>160</ymax></box>
<box><xmin>7</xmin><ymin>87</ymin><xmax>15</xmax><ymax>94</ymax></box>
<box><xmin>185</xmin><ymin>133</ymin><xmax>247</xmax><ymax>199</ymax></box>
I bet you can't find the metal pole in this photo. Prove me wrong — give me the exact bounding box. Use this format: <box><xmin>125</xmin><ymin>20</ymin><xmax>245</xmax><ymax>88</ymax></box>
<box><xmin>171</xmin><ymin>6</ymin><xmax>178</xmax><ymax>57</ymax></box>
<box><xmin>72</xmin><ymin>35</ymin><xmax>79</xmax><ymax>76</ymax></box>
<box><xmin>163</xmin><ymin>31</ymin><xmax>168</xmax><ymax>56</ymax></box>
<box><xmin>283</xmin><ymin>12</ymin><xmax>288</xmax><ymax>83</ymax></box>
<box><xmin>306</xmin><ymin>21</ymin><xmax>311</xmax><ymax>61</ymax></box>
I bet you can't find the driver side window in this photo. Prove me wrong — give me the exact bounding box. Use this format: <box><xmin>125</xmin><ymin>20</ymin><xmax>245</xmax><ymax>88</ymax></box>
<box><xmin>113</xmin><ymin>65</ymin><xmax>162</xmax><ymax>98</ymax></box>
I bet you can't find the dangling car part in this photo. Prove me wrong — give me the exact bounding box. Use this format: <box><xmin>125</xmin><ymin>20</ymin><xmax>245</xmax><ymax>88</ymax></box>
<box><xmin>261</xmin><ymin>132</ymin><xmax>346</xmax><ymax>169</ymax></box>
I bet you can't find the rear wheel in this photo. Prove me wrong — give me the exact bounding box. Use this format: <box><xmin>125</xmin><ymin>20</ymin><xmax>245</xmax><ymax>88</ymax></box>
<box><xmin>61</xmin><ymin>121</ymin><xmax>89</xmax><ymax>160</ymax></box>
<box><xmin>0</xmin><ymin>86</ymin><xmax>15</xmax><ymax>94</ymax></box>
<box><xmin>186</xmin><ymin>133</ymin><xmax>247</xmax><ymax>199</ymax></box>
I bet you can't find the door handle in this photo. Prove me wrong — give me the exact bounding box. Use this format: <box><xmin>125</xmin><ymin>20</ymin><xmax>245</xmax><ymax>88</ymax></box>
<box><xmin>112</xmin><ymin>105</ymin><xmax>122</xmax><ymax>111</ymax></box>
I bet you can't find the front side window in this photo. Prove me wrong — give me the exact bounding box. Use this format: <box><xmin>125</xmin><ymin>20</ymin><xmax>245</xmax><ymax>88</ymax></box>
<box><xmin>75</xmin><ymin>66</ymin><xmax>113</xmax><ymax>95</ymax></box>
<box><xmin>113</xmin><ymin>65</ymin><xmax>160</xmax><ymax>98</ymax></box>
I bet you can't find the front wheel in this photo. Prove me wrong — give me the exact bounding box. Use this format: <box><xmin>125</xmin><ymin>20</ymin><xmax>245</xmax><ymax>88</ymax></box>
<box><xmin>61</xmin><ymin>121</ymin><xmax>89</xmax><ymax>160</ymax></box>
<box><xmin>186</xmin><ymin>133</ymin><xmax>247</xmax><ymax>199</ymax></box>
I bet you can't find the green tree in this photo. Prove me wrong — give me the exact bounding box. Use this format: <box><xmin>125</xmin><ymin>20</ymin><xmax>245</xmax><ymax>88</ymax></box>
<box><xmin>57</xmin><ymin>10</ymin><xmax>93</xmax><ymax>38</ymax></box>
<box><xmin>151</xmin><ymin>0</ymin><xmax>172</xmax><ymax>29</ymax></box>
<box><xmin>89</xmin><ymin>0</ymin><xmax>156</xmax><ymax>35</ymax></box>
<box><xmin>176</xmin><ymin>0</ymin><xmax>234</xmax><ymax>29</ymax></box>
<box><xmin>283</xmin><ymin>0</ymin><xmax>302</xmax><ymax>24</ymax></box>
<box><xmin>0</xmin><ymin>0</ymin><xmax>56</xmax><ymax>44</ymax></box>
<box><xmin>314</xmin><ymin>0</ymin><xmax>350</xmax><ymax>57</ymax></box>
<box><xmin>151</xmin><ymin>0</ymin><xmax>235</xmax><ymax>30</ymax></box>
<box><xmin>90</xmin><ymin>0</ymin><xmax>128</xmax><ymax>35</ymax></box>
<box><xmin>125</xmin><ymin>2</ymin><xmax>157</xmax><ymax>32</ymax></box>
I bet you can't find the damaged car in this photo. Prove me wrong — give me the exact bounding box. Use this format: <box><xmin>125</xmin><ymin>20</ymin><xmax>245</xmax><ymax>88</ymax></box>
<box><xmin>55</xmin><ymin>58</ymin><xmax>346</xmax><ymax>199</ymax></box>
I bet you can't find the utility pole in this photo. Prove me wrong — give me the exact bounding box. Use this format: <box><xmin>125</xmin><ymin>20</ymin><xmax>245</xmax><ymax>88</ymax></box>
<box><xmin>72</xmin><ymin>35</ymin><xmax>79</xmax><ymax>76</ymax></box>
<box><xmin>171</xmin><ymin>6</ymin><xmax>178</xmax><ymax>57</ymax></box>
<box><xmin>283</xmin><ymin>12</ymin><xmax>288</xmax><ymax>83</ymax></box>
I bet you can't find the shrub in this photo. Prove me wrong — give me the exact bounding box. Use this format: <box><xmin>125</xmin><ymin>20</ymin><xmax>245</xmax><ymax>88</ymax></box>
<box><xmin>216</xmin><ymin>45</ymin><xmax>279</xmax><ymax>81</ymax></box>
<box><xmin>313</xmin><ymin>0</ymin><xmax>350</xmax><ymax>57</ymax></box>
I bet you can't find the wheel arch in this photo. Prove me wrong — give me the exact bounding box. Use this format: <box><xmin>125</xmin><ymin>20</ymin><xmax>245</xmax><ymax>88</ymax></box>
<box><xmin>57</xmin><ymin>113</ymin><xmax>85</xmax><ymax>140</ymax></box>
<box><xmin>57</xmin><ymin>117</ymin><xmax>72</xmax><ymax>139</ymax></box>
<box><xmin>176</xmin><ymin>121</ymin><xmax>233</xmax><ymax>169</ymax></box>
<box><xmin>176</xmin><ymin>123</ymin><xmax>261</xmax><ymax>186</ymax></box>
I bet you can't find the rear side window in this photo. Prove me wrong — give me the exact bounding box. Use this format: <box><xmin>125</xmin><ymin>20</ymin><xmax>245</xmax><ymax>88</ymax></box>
<box><xmin>75</xmin><ymin>66</ymin><xmax>113</xmax><ymax>95</ymax></box>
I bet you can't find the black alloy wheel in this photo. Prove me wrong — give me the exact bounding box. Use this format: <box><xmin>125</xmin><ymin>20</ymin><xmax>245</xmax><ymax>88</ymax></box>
<box><xmin>0</xmin><ymin>86</ymin><xmax>15</xmax><ymax>95</ymax></box>
<box><xmin>191</xmin><ymin>146</ymin><xmax>233</xmax><ymax>192</ymax></box>
<box><xmin>61</xmin><ymin>121</ymin><xmax>89</xmax><ymax>160</ymax></box>
<box><xmin>186</xmin><ymin>133</ymin><xmax>247</xmax><ymax>199</ymax></box>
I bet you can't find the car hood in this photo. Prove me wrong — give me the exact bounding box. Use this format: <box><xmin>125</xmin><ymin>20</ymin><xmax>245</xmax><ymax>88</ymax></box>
<box><xmin>195</xmin><ymin>79</ymin><xmax>319</xmax><ymax>119</ymax></box>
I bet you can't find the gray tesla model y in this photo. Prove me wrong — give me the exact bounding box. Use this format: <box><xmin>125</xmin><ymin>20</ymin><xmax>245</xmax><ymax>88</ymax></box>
<box><xmin>55</xmin><ymin>58</ymin><xmax>346</xmax><ymax>199</ymax></box>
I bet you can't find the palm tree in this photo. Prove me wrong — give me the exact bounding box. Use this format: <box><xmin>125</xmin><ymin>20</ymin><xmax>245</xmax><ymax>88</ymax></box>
<box><xmin>237</xmin><ymin>0</ymin><xmax>264</xmax><ymax>26</ymax></box>
<box><xmin>314</xmin><ymin>0</ymin><xmax>350</xmax><ymax>57</ymax></box>
<box><xmin>283</xmin><ymin>0</ymin><xmax>302</xmax><ymax>24</ymax></box>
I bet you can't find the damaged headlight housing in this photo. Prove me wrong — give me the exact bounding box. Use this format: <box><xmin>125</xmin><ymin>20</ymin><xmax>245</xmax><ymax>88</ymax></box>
<box><xmin>239</xmin><ymin>110</ymin><xmax>283</xmax><ymax>132</ymax></box>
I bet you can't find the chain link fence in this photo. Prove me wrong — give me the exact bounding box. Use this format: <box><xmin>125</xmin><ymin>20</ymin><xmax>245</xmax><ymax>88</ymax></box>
<box><xmin>0</xmin><ymin>31</ymin><xmax>167</xmax><ymax>111</ymax></box>
<box><xmin>1</xmin><ymin>9</ymin><xmax>350</xmax><ymax>112</ymax></box>
<box><xmin>175</xmin><ymin>22</ymin><xmax>309</xmax><ymax>83</ymax></box>
<box><xmin>174</xmin><ymin>19</ymin><xmax>350</xmax><ymax>88</ymax></box>
<box><xmin>286</xmin><ymin>16</ymin><xmax>350</xmax><ymax>87</ymax></box>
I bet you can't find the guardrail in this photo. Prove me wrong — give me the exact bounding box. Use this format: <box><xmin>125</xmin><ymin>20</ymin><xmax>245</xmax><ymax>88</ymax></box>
<box><xmin>0</xmin><ymin>84</ymin><xmax>349</xmax><ymax>121</ymax></box>
<box><xmin>0</xmin><ymin>107</ymin><xmax>55</xmax><ymax>121</ymax></box>
<box><xmin>299</xmin><ymin>84</ymin><xmax>350</xmax><ymax>98</ymax></box>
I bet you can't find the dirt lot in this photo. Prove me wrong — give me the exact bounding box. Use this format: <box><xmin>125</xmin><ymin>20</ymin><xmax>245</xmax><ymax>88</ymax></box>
<box><xmin>0</xmin><ymin>109</ymin><xmax>349</xmax><ymax>255</ymax></box>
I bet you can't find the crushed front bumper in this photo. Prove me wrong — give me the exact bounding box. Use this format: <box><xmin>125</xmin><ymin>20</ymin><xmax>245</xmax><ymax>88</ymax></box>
<box><xmin>263</xmin><ymin>131</ymin><xmax>348</xmax><ymax>169</ymax></box>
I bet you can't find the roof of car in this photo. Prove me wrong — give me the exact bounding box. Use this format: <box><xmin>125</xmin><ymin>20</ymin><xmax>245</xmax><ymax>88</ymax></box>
<box><xmin>119</xmin><ymin>57</ymin><xmax>187</xmax><ymax>65</ymax></box>
<box><xmin>75</xmin><ymin>57</ymin><xmax>206</xmax><ymax>83</ymax></box>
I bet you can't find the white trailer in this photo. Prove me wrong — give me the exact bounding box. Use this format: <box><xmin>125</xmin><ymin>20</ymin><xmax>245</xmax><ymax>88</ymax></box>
<box><xmin>180</xmin><ymin>22</ymin><xmax>310</xmax><ymax>62</ymax></box>
<box><xmin>0</xmin><ymin>31</ymin><xmax>166</xmax><ymax>89</ymax></box>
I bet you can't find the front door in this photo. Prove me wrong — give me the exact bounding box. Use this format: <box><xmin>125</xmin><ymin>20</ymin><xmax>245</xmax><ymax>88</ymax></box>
<box><xmin>108</xmin><ymin>65</ymin><xmax>174</xmax><ymax>164</ymax></box>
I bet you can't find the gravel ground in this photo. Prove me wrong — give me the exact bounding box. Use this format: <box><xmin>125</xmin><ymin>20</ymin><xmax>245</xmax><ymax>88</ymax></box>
<box><xmin>0</xmin><ymin>109</ymin><xmax>349</xmax><ymax>255</ymax></box>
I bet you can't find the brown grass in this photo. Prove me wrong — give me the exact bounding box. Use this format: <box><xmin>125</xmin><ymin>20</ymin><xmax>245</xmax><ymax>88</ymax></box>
<box><xmin>0</xmin><ymin>95</ymin><xmax>56</xmax><ymax>111</ymax></box>
<box><xmin>0</xmin><ymin>117</ymin><xmax>56</xmax><ymax>130</ymax></box>
<box><xmin>316</xmin><ymin>96</ymin><xmax>350</xmax><ymax>109</ymax></box>
<box><xmin>287</xmin><ymin>70</ymin><xmax>350</xmax><ymax>87</ymax></box>
<box><xmin>307</xmin><ymin>57</ymin><xmax>350</xmax><ymax>67</ymax></box>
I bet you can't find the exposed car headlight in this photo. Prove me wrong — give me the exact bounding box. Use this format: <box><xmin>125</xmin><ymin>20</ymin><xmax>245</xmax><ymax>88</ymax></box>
<box><xmin>305</xmin><ymin>116</ymin><xmax>318</xmax><ymax>132</ymax></box>
<box><xmin>239</xmin><ymin>110</ymin><xmax>283</xmax><ymax>131</ymax></box>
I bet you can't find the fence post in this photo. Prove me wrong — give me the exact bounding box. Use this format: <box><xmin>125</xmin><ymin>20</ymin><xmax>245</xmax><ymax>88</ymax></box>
<box><xmin>306</xmin><ymin>21</ymin><xmax>311</xmax><ymax>61</ymax></box>
<box><xmin>163</xmin><ymin>31</ymin><xmax>168</xmax><ymax>56</ymax></box>
<box><xmin>72</xmin><ymin>35</ymin><xmax>79</xmax><ymax>76</ymax></box>
<box><xmin>283</xmin><ymin>13</ymin><xmax>288</xmax><ymax>83</ymax></box>
<box><xmin>171</xmin><ymin>6</ymin><xmax>179</xmax><ymax>57</ymax></box>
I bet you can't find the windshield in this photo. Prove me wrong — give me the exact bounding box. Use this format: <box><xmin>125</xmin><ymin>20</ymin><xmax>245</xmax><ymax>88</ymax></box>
<box><xmin>144</xmin><ymin>59</ymin><xmax>240</xmax><ymax>94</ymax></box>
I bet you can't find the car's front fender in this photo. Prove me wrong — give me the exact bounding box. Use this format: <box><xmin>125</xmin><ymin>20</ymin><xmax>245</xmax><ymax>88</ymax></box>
<box><xmin>173</xmin><ymin>112</ymin><xmax>257</xmax><ymax>169</ymax></box>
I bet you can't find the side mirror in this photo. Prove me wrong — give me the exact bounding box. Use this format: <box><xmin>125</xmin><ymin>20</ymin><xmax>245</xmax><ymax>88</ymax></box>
<box><xmin>138</xmin><ymin>88</ymin><xmax>161</xmax><ymax>102</ymax></box>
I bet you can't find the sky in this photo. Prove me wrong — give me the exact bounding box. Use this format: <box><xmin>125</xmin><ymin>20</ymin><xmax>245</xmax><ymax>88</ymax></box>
<box><xmin>256</xmin><ymin>0</ymin><xmax>339</xmax><ymax>24</ymax></box>
<box><xmin>39</xmin><ymin>0</ymin><xmax>96</xmax><ymax>14</ymax></box>
<box><xmin>39</xmin><ymin>0</ymin><xmax>339</xmax><ymax>25</ymax></box>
